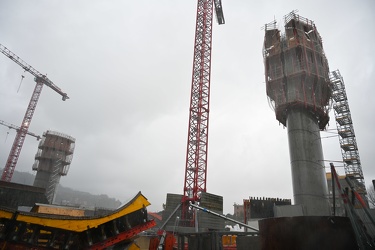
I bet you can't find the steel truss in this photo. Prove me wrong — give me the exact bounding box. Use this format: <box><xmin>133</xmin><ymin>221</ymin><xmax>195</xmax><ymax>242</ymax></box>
<box><xmin>181</xmin><ymin>0</ymin><xmax>215</xmax><ymax>226</ymax></box>
<box><xmin>329</xmin><ymin>70</ymin><xmax>367</xmax><ymax>202</ymax></box>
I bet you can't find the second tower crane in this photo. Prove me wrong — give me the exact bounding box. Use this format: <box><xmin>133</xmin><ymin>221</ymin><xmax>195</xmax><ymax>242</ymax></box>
<box><xmin>0</xmin><ymin>43</ymin><xmax>69</xmax><ymax>182</ymax></box>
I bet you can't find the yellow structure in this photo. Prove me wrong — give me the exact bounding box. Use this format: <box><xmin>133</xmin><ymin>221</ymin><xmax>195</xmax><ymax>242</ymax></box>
<box><xmin>0</xmin><ymin>192</ymin><xmax>150</xmax><ymax>232</ymax></box>
<box><xmin>0</xmin><ymin>192</ymin><xmax>156</xmax><ymax>250</ymax></box>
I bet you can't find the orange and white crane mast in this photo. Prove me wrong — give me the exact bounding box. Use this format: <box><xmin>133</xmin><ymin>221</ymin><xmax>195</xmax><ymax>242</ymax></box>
<box><xmin>0</xmin><ymin>43</ymin><xmax>69</xmax><ymax>182</ymax></box>
<box><xmin>181</xmin><ymin>0</ymin><xmax>224</xmax><ymax>227</ymax></box>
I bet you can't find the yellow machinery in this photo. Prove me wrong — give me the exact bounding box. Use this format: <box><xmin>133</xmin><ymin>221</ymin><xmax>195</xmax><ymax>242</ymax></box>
<box><xmin>0</xmin><ymin>192</ymin><xmax>155</xmax><ymax>249</ymax></box>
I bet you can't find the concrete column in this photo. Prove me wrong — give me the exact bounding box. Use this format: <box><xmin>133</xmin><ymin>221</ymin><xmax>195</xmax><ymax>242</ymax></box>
<box><xmin>33</xmin><ymin>171</ymin><xmax>50</xmax><ymax>189</ymax></box>
<box><xmin>287</xmin><ymin>109</ymin><xmax>330</xmax><ymax>216</ymax></box>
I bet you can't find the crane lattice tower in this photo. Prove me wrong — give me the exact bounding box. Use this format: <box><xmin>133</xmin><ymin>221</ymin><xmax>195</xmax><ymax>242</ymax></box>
<box><xmin>329</xmin><ymin>69</ymin><xmax>368</xmax><ymax>204</ymax></box>
<box><xmin>263</xmin><ymin>12</ymin><xmax>331</xmax><ymax>216</ymax></box>
<box><xmin>181</xmin><ymin>0</ymin><xmax>224</xmax><ymax>227</ymax></box>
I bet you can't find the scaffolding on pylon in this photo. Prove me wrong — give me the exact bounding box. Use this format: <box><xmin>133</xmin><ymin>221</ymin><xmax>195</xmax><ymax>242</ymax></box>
<box><xmin>329</xmin><ymin>69</ymin><xmax>368</xmax><ymax>205</ymax></box>
<box><xmin>262</xmin><ymin>11</ymin><xmax>331</xmax><ymax>130</ymax></box>
<box><xmin>45</xmin><ymin>159</ymin><xmax>62</xmax><ymax>204</ymax></box>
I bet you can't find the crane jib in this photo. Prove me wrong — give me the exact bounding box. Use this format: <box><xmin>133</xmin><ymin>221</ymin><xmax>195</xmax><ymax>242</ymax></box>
<box><xmin>0</xmin><ymin>43</ymin><xmax>69</xmax><ymax>100</ymax></box>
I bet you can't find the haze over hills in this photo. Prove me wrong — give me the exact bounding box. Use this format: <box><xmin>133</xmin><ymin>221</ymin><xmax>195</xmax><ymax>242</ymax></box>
<box><xmin>3</xmin><ymin>169</ymin><xmax>122</xmax><ymax>209</ymax></box>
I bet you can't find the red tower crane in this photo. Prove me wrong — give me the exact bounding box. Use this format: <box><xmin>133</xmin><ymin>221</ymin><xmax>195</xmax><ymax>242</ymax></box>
<box><xmin>0</xmin><ymin>43</ymin><xmax>69</xmax><ymax>182</ymax></box>
<box><xmin>181</xmin><ymin>0</ymin><xmax>224</xmax><ymax>226</ymax></box>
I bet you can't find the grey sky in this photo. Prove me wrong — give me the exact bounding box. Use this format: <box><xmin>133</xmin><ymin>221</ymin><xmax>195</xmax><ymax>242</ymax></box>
<box><xmin>0</xmin><ymin>0</ymin><xmax>374</xmax><ymax>214</ymax></box>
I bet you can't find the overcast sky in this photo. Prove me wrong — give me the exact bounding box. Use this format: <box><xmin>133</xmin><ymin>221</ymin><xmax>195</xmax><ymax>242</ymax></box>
<box><xmin>0</xmin><ymin>0</ymin><xmax>374</xmax><ymax>214</ymax></box>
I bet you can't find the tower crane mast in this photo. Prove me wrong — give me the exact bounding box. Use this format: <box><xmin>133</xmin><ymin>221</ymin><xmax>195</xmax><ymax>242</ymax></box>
<box><xmin>181</xmin><ymin>0</ymin><xmax>224</xmax><ymax>226</ymax></box>
<box><xmin>0</xmin><ymin>43</ymin><xmax>69</xmax><ymax>182</ymax></box>
<box><xmin>0</xmin><ymin>119</ymin><xmax>41</xmax><ymax>141</ymax></box>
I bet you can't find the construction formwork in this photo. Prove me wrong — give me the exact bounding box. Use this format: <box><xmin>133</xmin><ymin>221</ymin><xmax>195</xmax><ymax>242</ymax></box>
<box><xmin>32</xmin><ymin>130</ymin><xmax>75</xmax><ymax>204</ymax></box>
<box><xmin>197</xmin><ymin>192</ymin><xmax>224</xmax><ymax>231</ymax></box>
<box><xmin>162</xmin><ymin>192</ymin><xmax>224</xmax><ymax>233</ymax></box>
<box><xmin>263</xmin><ymin>12</ymin><xmax>331</xmax><ymax>129</ymax></box>
<box><xmin>263</xmin><ymin>12</ymin><xmax>331</xmax><ymax>216</ymax></box>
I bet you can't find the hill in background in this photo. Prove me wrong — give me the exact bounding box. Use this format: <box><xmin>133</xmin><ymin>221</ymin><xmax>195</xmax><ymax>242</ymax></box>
<box><xmin>3</xmin><ymin>169</ymin><xmax>122</xmax><ymax>209</ymax></box>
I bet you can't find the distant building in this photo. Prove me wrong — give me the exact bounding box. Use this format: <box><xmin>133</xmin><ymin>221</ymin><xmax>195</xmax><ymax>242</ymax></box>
<box><xmin>233</xmin><ymin>202</ymin><xmax>244</xmax><ymax>218</ymax></box>
<box><xmin>234</xmin><ymin>197</ymin><xmax>291</xmax><ymax>224</ymax></box>
<box><xmin>245</xmin><ymin>197</ymin><xmax>292</xmax><ymax>219</ymax></box>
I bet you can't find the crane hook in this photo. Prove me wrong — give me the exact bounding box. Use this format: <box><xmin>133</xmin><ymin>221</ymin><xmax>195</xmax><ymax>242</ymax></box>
<box><xmin>5</xmin><ymin>131</ymin><xmax>9</xmax><ymax>143</ymax></box>
<box><xmin>17</xmin><ymin>72</ymin><xmax>26</xmax><ymax>93</ymax></box>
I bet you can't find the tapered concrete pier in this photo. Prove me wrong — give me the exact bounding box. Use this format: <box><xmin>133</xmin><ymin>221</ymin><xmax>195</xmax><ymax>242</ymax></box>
<box><xmin>263</xmin><ymin>12</ymin><xmax>331</xmax><ymax>215</ymax></box>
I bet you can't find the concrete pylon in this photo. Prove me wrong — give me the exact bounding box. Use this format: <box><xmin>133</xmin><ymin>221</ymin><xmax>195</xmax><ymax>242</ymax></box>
<box><xmin>263</xmin><ymin>11</ymin><xmax>331</xmax><ymax>215</ymax></box>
